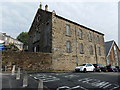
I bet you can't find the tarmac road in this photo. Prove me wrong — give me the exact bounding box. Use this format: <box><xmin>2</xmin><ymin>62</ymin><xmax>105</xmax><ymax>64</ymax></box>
<box><xmin>30</xmin><ymin>72</ymin><xmax>120</xmax><ymax>90</ymax></box>
<box><xmin>1</xmin><ymin>72</ymin><xmax>120</xmax><ymax>90</ymax></box>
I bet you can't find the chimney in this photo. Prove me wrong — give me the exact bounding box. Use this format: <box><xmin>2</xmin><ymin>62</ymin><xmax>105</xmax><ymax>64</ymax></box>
<box><xmin>52</xmin><ymin>10</ymin><xmax>56</xmax><ymax>15</ymax></box>
<box><xmin>45</xmin><ymin>5</ymin><xmax>48</xmax><ymax>11</ymax></box>
<box><xmin>39</xmin><ymin>2</ymin><xmax>42</xmax><ymax>9</ymax></box>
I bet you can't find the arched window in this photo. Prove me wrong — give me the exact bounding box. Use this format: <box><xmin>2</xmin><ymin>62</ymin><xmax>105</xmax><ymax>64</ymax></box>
<box><xmin>96</xmin><ymin>35</ymin><xmax>100</xmax><ymax>43</ymax></box>
<box><xmin>66</xmin><ymin>24</ymin><xmax>71</xmax><ymax>36</ymax></box>
<box><xmin>78</xmin><ymin>29</ymin><xmax>83</xmax><ymax>39</ymax></box>
<box><xmin>66</xmin><ymin>40</ymin><xmax>72</xmax><ymax>53</ymax></box>
<box><xmin>88</xmin><ymin>32</ymin><xmax>92</xmax><ymax>42</ymax></box>
<box><xmin>80</xmin><ymin>43</ymin><xmax>84</xmax><ymax>54</ymax></box>
<box><xmin>114</xmin><ymin>46</ymin><xmax>118</xmax><ymax>65</ymax></box>
<box><xmin>98</xmin><ymin>47</ymin><xmax>101</xmax><ymax>56</ymax></box>
<box><xmin>90</xmin><ymin>45</ymin><xmax>93</xmax><ymax>55</ymax></box>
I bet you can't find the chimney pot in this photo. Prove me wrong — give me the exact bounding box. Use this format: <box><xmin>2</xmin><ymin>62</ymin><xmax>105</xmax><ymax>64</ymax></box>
<box><xmin>45</xmin><ymin>5</ymin><xmax>48</xmax><ymax>11</ymax></box>
<box><xmin>39</xmin><ymin>2</ymin><xmax>42</xmax><ymax>9</ymax></box>
<box><xmin>52</xmin><ymin>10</ymin><xmax>56</xmax><ymax>15</ymax></box>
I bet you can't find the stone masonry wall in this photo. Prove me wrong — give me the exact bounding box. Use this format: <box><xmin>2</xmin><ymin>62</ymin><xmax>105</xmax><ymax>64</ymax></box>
<box><xmin>2</xmin><ymin>51</ymin><xmax>52</xmax><ymax>71</ymax></box>
<box><xmin>28</xmin><ymin>9</ymin><xmax>52</xmax><ymax>53</ymax></box>
<box><xmin>51</xmin><ymin>14</ymin><xmax>106</xmax><ymax>71</ymax></box>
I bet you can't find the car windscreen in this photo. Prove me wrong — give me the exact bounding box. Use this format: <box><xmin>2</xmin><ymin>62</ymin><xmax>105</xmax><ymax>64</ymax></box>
<box><xmin>111</xmin><ymin>66</ymin><xmax>115</xmax><ymax>68</ymax></box>
<box><xmin>98</xmin><ymin>64</ymin><xmax>104</xmax><ymax>67</ymax></box>
<box><xmin>79</xmin><ymin>64</ymin><xmax>86</xmax><ymax>66</ymax></box>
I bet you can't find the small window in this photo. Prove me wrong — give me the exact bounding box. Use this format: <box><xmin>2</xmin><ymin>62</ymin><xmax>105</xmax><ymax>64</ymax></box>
<box><xmin>88</xmin><ymin>32</ymin><xmax>92</xmax><ymax>42</ymax></box>
<box><xmin>66</xmin><ymin>24</ymin><xmax>71</xmax><ymax>36</ymax></box>
<box><xmin>80</xmin><ymin>43</ymin><xmax>84</xmax><ymax>54</ymax></box>
<box><xmin>98</xmin><ymin>47</ymin><xmax>101</xmax><ymax>56</ymax></box>
<box><xmin>78</xmin><ymin>29</ymin><xmax>83</xmax><ymax>39</ymax></box>
<box><xmin>66</xmin><ymin>41</ymin><xmax>72</xmax><ymax>53</ymax></box>
<box><xmin>89</xmin><ymin>45</ymin><xmax>94</xmax><ymax>55</ymax></box>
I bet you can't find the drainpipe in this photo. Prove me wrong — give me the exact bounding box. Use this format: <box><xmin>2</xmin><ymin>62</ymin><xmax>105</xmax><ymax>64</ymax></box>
<box><xmin>94</xmin><ymin>44</ymin><xmax>98</xmax><ymax>64</ymax></box>
<box><xmin>75</xmin><ymin>27</ymin><xmax>78</xmax><ymax>66</ymax></box>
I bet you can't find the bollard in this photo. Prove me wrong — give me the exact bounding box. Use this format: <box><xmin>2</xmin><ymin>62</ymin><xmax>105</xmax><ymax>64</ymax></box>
<box><xmin>16</xmin><ymin>68</ymin><xmax>20</xmax><ymax>80</ymax></box>
<box><xmin>23</xmin><ymin>72</ymin><xmax>28</xmax><ymax>88</ymax></box>
<box><xmin>12</xmin><ymin>65</ymin><xmax>16</xmax><ymax>75</ymax></box>
<box><xmin>38</xmin><ymin>79</ymin><xmax>43</xmax><ymax>90</ymax></box>
<box><xmin>5</xmin><ymin>66</ymin><xmax>7</xmax><ymax>72</ymax></box>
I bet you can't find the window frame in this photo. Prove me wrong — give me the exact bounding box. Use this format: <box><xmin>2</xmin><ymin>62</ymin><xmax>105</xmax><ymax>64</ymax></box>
<box><xmin>66</xmin><ymin>40</ymin><xmax>72</xmax><ymax>53</ymax></box>
<box><xmin>66</xmin><ymin>24</ymin><xmax>71</xmax><ymax>36</ymax></box>
<box><xmin>96</xmin><ymin>35</ymin><xmax>100</xmax><ymax>43</ymax></box>
<box><xmin>98</xmin><ymin>47</ymin><xmax>101</xmax><ymax>56</ymax></box>
<box><xmin>88</xmin><ymin>32</ymin><xmax>92</xmax><ymax>42</ymax></box>
<box><xmin>80</xmin><ymin>43</ymin><xmax>84</xmax><ymax>54</ymax></box>
<box><xmin>78</xmin><ymin>29</ymin><xmax>83</xmax><ymax>40</ymax></box>
<box><xmin>90</xmin><ymin>45</ymin><xmax>94</xmax><ymax>55</ymax></box>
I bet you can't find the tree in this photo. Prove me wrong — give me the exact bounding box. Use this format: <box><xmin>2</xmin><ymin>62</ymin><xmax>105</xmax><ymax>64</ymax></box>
<box><xmin>17</xmin><ymin>32</ymin><xmax>29</xmax><ymax>47</ymax></box>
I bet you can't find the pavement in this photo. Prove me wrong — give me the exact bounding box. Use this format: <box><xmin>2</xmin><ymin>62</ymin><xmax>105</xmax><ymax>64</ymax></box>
<box><xmin>1</xmin><ymin>72</ymin><xmax>120</xmax><ymax>90</ymax></box>
<box><xmin>1</xmin><ymin>72</ymin><xmax>45</xmax><ymax>90</ymax></box>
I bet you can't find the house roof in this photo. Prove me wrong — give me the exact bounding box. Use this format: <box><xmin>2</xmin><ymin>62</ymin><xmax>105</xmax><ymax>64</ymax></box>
<box><xmin>55</xmin><ymin>14</ymin><xmax>104</xmax><ymax>35</ymax></box>
<box><xmin>105</xmin><ymin>40</ymin><xmax>114</xmax><ymax>56</ymax></box>
<box><xmin>29</xmin><ymin>9</ymin><xmax>104</xmax><ymax>35</ymax></box>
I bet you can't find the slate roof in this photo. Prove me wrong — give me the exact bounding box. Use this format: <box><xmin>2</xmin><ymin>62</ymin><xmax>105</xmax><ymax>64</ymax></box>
<box><xmin>29</xmin><ymin>9</ymin><xmax>104</xmax><ymax>35</ymax></box>
<box><xmin>105</xmin><ymin>40</ymin><xmax>114</xmax><ymax>56</ymax></box>
<box><xmin>55</xmin><ymin>14</ymin><xmax>104</xmax><ymax>35</ymax></box>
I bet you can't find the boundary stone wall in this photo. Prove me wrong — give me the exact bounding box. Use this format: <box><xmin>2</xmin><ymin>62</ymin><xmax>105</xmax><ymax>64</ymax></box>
<box><xmin>2</xmin><ymin>51</ymin><xmax>52</xmax><ymax>71</ymax></box>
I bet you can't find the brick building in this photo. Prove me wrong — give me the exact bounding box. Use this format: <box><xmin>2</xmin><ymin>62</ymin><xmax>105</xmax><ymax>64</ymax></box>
<box><xmin>105</xmin><ymin>40</ymin><xmax>120</xmax><ymax>66</ymax></box>
<box><xmin>28</xmin><ymin>5</ymin><xmax>106</xmax><ymax>70</ymax></box>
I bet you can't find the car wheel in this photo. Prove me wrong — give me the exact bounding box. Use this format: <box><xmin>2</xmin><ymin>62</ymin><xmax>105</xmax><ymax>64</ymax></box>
<box><xmin>83</xmin><ymin>68</ymin><xmax>86</xmax><ymax>73</ymax></box>
<box><xmin>104</xmin><ymin>69</ymin><xmax>107</xmax><ymax>72</ymax></box>
<box><xmin>93</xmin><ymin>69</ymin><xmax>96</xmax><ymax>72</ymax></box>
<box><xmin>99</xmin><ymin>69</ymin><xmax>101</xmax><ymax>72</ymax></box>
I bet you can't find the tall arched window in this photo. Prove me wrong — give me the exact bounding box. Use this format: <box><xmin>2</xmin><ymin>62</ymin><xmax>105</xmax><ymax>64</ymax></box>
<box><xmin>114</xmin><ymin>46</ymin><xmax>118</xmax><ymax>65</ymax></box>
<box><xmin>96</xmin><ymin>35</ymin><xmax>100</xmax><ymax>43</ymax></box>
<box><xmin>89</xmin><ymin>45</ymin><xmax>93</xmax><ymax>55</ymax></box>
<box><xmin>78</xmin><ymin>29</ymin><xmax>83</xmax><ymax>39</ymax></box>
<box><xmin>98</xmin><ymin>47</ymin><xmax>101</xmax><ymax>56</ymax></box>
<box><xmin>66</xmin><ymin>40</ymin><xmax>72</xmax><ymax>53</ymax></box>
<box><xmin>80</xmin><ymin>43</ymin><xmax>84</xmax><ymax>54</ymax></box>
<box><xmin>66</xmin><ymin>24</ymin><xmax>71</xmax><ymax>36</ymax></box>
<box><xmin>88</xmin><ymin>32</ymin><xmax>92</xmax><ymax>42</ymax></box>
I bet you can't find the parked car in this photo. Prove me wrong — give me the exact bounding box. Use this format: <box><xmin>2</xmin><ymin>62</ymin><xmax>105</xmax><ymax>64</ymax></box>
<box><xmin>106</xmin><ymin>65</ymin><xmax>118</xmax><ymax>72</ymax></box>
<box><xmin>115</xmin><ymin>66</ymin><xmax>120</xmax><ymax>72</ymax></box>
<box><xmin>75</xmin><ymin>64</ymin><xmax>95</xmax><ymax>72</ymax></box>
<box><xmin>93</xmin><ymin>64</ymin><xmax>107</xmax><ymax>72</ymax></box>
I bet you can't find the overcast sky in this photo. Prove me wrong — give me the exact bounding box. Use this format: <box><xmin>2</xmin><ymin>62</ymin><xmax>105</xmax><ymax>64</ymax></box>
<box><xmin>0</xmin><ymin>0</ymin><xmax>118</xmax><ymax>44</ymax></box>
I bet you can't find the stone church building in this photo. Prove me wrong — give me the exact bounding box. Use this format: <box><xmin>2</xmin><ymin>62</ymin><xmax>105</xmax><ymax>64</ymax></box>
<box><xmin>105</xmin><ymin>40</ymin><xmax>120</xmax><ymax>66</ymax></box>
<box><xmin>28</xmin><ymin>4</ymin><xmax>106</xmax><ymax>70</ymax></box>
